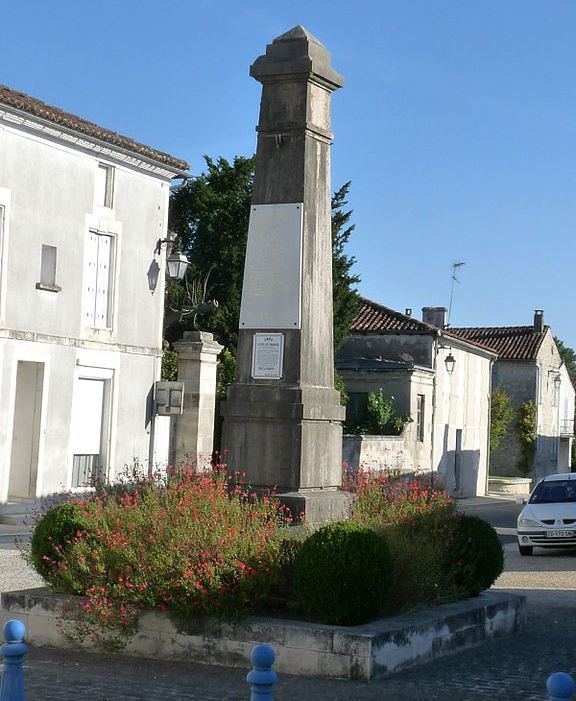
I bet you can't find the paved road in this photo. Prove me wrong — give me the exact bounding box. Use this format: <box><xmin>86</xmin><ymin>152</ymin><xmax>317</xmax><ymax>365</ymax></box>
<box><xmin>2</xmin><ymin>498</ymin><xmax>576</xmax><ymax>700</ymax></box>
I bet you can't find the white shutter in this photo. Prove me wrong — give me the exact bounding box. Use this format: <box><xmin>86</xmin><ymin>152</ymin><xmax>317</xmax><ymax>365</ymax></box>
<box><xmin>94</xmin><ymin>234</ymin><xmax>112</xmax><ymax>328</ymax></box>
<box><xmin>83</xmin><ymin>232</ymin><xmax>99</xmax><ymax>326</ymax></box>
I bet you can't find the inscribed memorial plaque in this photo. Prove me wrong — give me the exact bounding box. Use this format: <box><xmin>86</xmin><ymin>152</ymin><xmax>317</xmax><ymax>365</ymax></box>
<box><xmin>251</xmin><ymin>333</ymin><xmax>284</xmax><ymax>379</ymax></box>
<box><xmin>239</xmin><ymin>203</ymin><xmax>303</xmax><ymax>329</ymax></box>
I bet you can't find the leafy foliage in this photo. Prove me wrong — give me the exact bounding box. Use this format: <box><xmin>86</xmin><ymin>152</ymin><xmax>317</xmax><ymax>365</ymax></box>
<box><xmin>331</xmin><ymin>182</ymin><xmax>360</xmax><ymax>349</ymax></box>
<box><xmin>554</xmin><ymin>336</ymin><xmax>576</xmax><ymax>384</ymax></box>
<box><xmin>443</xmin><ymin>514</ymin><xmax>504</xmax><ymax>597</ymax></box>
<box><xmin>30</xmin><ymin>502</ymin><xmax>92</xmax><ymax>581</ymax></box>
<box><xmin>517</xmin><ymin>400</ymin><xmax>537</xmax><ymax>476</ymax></box>
<box><xmin>344</xmin><ymin>468</ymin><xmax>454</xmax><ymax>529</ymax></box>
<box><xmin>30</xmin><ymin>466</ymin><xmax>291</xmax><ymax>645</ymax></box>
<box><xmin>490</xmin><ymin>387</ymin><xmax>515</xmax><ymax>453</ymax></box>
<box><xmin>216</xmin><ymin>348</ymin><xmax>236</xmax><ymax>399</ymax></box>
<box><xmin>167</xmin><ymin>157</ymin><xmax>360</xmax><ymax>359</ymax></box>
<box><xmin>161</xmin><ymin>347</ymin><xmax>179</xmax><ymax>381</ymax></box>
<box><xmin>334</xmin><ymin>369</ymin><xmax>348</xmax><ymax>405</ymax></box>
<box><xmin>293</xmin><ymin>521</ymin><xmax>392</xmax><ymax>625</ymax></box>
<box><xmin>168</xmin><ymin>156</ymin><xmax>255</xmax><ymax>351</ymax></box>
<box><xmin>345</xmin><ymin>390</ymin><xmax>405</xmax><ymax>435</ymax></box>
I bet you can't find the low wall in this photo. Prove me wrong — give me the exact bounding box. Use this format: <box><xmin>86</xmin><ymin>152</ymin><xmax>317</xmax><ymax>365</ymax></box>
<box><xmin>343</xmin><ymin>434</ymin><xmax>414</xmax><ymax>472</ymax></box>
<box><xmin>1</xmin><ymin>588</ymin><xmax>525</xmax><ymax>680</ymax></box>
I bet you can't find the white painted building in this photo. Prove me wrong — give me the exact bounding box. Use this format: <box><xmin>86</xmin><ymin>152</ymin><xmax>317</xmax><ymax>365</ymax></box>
<box><xmin>0</xmin><ymin>84</ymin><xmax>188</xmax><ymax>502</ymax></box>
<box><xmin>337</xmin><ymin>300</ymin><xmax>496</xmax><ymax>497</ymax></box>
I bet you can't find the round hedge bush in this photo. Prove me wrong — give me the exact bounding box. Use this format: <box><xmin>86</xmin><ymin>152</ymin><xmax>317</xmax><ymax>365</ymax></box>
<box><xmin>444</xmin><ymin>514</ymin><xmax>504</xmax><ymax>597</ymax></box>
<box><xmin>30</xmin><ymin>501</ymin><xmax>91</xmax><ymax>580</ymax></box>
<box><xmin>293</xmin><ymin>521</ymin><xmax>392</xmax><ymax>625</ymax></box>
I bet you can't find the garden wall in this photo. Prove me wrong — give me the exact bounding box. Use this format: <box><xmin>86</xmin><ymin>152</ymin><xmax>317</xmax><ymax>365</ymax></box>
<box><xmin>343</xmin><ymin>434</ymin><xmax>415</xmax><ymax>473</ymax></box>
<box><xmin>1</xmin><ymin>588</ymin><xmax>525</xmax><ymax>680</ymax></box>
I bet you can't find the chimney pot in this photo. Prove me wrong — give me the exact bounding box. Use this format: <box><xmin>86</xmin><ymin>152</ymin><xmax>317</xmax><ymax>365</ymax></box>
<box><xmin>534</xmin><ymin>309</ymin><xmax>544</xmax><ymax>332</ymax></box>
<box><xmin>422</xmin><ymin>306</ymin><xmax>448</xmax><ymax>328</ymax></box>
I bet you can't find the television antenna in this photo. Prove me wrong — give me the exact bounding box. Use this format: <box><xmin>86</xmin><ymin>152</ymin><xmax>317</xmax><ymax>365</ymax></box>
<box><xmin>448</xmin><ymin>261</ymin><xmax>466</xmax><ymax>325</ymax></box>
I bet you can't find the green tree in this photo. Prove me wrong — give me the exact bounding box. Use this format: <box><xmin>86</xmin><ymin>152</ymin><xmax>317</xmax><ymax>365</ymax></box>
<box><xmin>331</xmin><ymin>182</ymin><xmax>360</xmax><ymax>349</ymax></box>
<box><xmin>490</xmin><ymin>387</ymin><xmax>515</xmax><ymax>453</ymax></box>
<box><xmin>517</xmin><ymin>400</ymin><xmax>537</xmax><ymax>476</ymax></box>
<box><xmin>167</xmin><ymin>156</ymin><xmax>255</xmax><ymax>351</ymax></box>
<box><xmin>167</xmin><ymin>156</ymin><xmax>360</xmax><ymax>356</ymax></box>
<box><xmin>554</xmin><ymin>336</ymin><xmax>576</xmax><ymax>384</ymax></box>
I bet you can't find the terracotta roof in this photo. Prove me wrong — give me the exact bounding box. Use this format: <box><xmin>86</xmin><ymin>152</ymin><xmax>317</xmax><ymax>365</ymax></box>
<box><xmin>0</xmin><ymin>84</ymin><xmax>189</xmax><ymax>172</ymax></box>
<box><xmin>351</xmin><ymin>297</ymin><xmax>433</xmax><ymax>333</ymax></box>
<box><xmin>349</xmin><ymin>297</ymin><xmax>498</xmax><ymax>356</ymax></box>
<box><xmin>447</xmin><ymin>326</ymin><xmax>548</xmax><ymax>360</ymax></box>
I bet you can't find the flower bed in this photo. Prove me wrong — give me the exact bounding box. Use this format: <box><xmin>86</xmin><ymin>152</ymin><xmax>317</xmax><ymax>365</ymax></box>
<box><xmin>26</xmin><ymin>465</ymin><xmax>505</xmax><ymax>647</ymax></box>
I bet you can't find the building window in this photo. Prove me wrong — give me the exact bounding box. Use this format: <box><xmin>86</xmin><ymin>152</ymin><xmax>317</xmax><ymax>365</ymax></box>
<box><xmin>84</xmin><ymin>231</ymin><xmax>114</xmax><ymax>329</ymax></box>
<box><xmin>416</xmin><ymin>394</ymin><xmax>425</xmax><ymax>442</ymax></box>
<box><xmin>95</xmin><ymin>164</ymin><xmax>114</xmax><ymax>208</ymax></box>
<box><xmin>35</xmin><ymin>244</ymin><xmax>61</xmax><ymax>292</ymax></box>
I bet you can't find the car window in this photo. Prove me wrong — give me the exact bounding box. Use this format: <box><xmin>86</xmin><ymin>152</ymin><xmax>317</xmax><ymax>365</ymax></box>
<box><xmin>530</xmin><ymin>480</ymin><xmax>576</xmax><ymax>504</ymax></box>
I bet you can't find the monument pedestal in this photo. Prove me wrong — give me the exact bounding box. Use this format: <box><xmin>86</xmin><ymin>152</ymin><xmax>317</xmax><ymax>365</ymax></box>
<box><xmin>220</xmin><ymin>27</ymin><xmax>347</xmax><ymax>525</ymax></box>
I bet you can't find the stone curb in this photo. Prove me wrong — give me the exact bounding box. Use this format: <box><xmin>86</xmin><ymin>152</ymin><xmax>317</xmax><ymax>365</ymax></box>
<box><xmin>1</xmin><ymin>588</ymin><xmax>526</xmax><ymax>681</ymax></box>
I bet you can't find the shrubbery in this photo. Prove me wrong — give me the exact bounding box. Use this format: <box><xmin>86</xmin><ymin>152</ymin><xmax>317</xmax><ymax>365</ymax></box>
<box><xmin>29</xmin><ymin>464</ymin><xmax>503</xmax><ymax>638</ymax></box>
<box><xmin>293</xmin><ymin>521</ymin><xmax>392</xmax><ymax>625</ymax></box>
<box><xmin>344</xmin><ymin>467</ymin><xmax>455</xmax><ymax>528</ymax></box>
<box><xmin>31</xmin><ymin>467</ymin><xmax>291</xmax><ymax>641</ymax></box>
<box><xmin>30</xmin><ymin>501</ymin><xmax>92</xmax><ymax>582</ymax></box>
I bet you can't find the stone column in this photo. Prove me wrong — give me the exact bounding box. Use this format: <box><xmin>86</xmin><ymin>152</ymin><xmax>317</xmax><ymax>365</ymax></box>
<box><xmin>174</xmin><ymin>331</ymin><xmax>223</xmax><ymax>468</ymax></box>
<box><xmin>221</xmin><ymin>26</ymin><xmax>350</xmax><ymax>524</ymax></box>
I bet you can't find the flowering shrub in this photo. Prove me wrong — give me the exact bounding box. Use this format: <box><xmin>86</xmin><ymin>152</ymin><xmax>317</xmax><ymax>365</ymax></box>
<box><xmin>31</xmin><ymin>466</ymin><xmax>291</xmax><ymax>644</ymax></box>
<box><xmin>343</xmin><ymin>467</ymin><xmax>454</xmax><ymax>528</ymax></box>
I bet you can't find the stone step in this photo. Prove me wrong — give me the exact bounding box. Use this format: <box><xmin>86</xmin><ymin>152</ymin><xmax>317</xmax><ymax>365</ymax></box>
<box><xmin>0</xmin><ymin>500</ymin><xmax>38</xmax><ymax>526</ymax></box>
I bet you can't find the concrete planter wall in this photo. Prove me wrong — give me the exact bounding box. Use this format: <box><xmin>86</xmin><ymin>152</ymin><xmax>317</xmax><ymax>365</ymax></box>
<box><xmin>1</xmin><ymin>588</ymin><xmax>525</xmax><ymax>680</ymax></box>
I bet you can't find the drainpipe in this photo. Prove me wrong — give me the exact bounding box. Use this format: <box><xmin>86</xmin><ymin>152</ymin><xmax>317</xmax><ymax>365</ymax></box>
<box><xmin>430</xmin><ymin>333</ymin><xmax>439</xmax><ymax>489</ymax></box>
<box><xmin>485</xmin><ymin>357</ymin><xmax>494</xmax><ymax>496</ymax></box>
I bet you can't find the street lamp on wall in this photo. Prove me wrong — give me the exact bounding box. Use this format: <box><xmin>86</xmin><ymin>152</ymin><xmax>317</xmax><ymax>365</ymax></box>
<box><xmin>155</xmin><ymin>232</ymin><xmax>190</xmax><ymax>281</ymax></box>
<box><xmin>444</xmin><ymin>352</ymin><xmax>456</xmax><ymax>376</ymax></box>
<box><xmin>166</xmin><ymin>251</ymin><xmax>189</xmax><ymax>281</ymax></box>
<box><xmin>554</xmin><ymin>373</ymin><xmax>562</xmax><ymax>391</ymax></box>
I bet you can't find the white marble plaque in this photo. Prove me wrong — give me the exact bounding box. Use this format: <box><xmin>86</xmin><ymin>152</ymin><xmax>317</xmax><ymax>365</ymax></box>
<box><xmin>239</xmin><ymin>203</ymin><xmax>303</xmax><ymax>329</ymax></box>
<box><xmin>251</xmin><ymin>333</ymin><xmax>284</xmax><ymax>379</ymax></box>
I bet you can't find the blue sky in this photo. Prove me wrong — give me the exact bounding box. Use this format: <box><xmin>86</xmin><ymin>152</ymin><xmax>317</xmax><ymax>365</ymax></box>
<box><xmin>4</xmin><ymin>1</ymin><xmax>576</xmax><ymax>347</ymax></box>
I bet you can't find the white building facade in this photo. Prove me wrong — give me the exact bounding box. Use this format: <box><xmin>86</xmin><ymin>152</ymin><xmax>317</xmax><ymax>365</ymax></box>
<box><xmin>0</xmin><ymin>85</ymin><xmax>188</xmax><ymax>501</ymax></box>
<box><xmin>338</xmin><ymin>300</ymin><xmax>496</xmax><ymax>497</ymax></box>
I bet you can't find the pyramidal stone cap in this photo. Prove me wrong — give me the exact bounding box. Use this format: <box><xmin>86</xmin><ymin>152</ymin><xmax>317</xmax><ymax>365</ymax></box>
<box><xmin>250</xmin><ymin>25</ymin><xmax>344</xmax><ymax>90</ymax></box>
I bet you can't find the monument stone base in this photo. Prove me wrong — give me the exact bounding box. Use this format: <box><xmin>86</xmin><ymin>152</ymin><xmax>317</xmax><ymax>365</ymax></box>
<box><xmin>279</xmin><ymin>489</ymin><xmax>353</xmax><ymax>525</ymax></box>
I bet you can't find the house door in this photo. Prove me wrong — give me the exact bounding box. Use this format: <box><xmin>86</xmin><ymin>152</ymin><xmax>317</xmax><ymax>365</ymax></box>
<box><xmin>70</xmin><ymin>378</ymin><xmax>106</xmax><ymax>486</ymax></box>
<box><xmin>454</xmin><ymin>429</ymin><xmax>463</xmax><ymax>494</ymax></box>
<box><xmin>9</xmin><ymin>361</ymin><xmax>44</xmax><ymax>499</ymax></box>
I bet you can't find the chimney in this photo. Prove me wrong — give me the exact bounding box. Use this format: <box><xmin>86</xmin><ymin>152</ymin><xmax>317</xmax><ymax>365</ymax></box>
<box><xmin>534</xmin><ymin>309</ymin><xmax>544</xmax><ymax>332</ymax></box>
<box><xmin>422</xmin><ymin>306</ymin><xmax>448</xmax><ymax>328</ymax></box>
<box><xmin>405</xmin><ymin>308</ymin><xmax>412</xmax><ymax>318</ymax></box>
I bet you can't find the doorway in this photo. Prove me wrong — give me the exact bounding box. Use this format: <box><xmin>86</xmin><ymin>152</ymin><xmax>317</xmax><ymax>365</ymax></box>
<box><xmin>9</xmin><ymin>361</ymin><xmax>44</xmax><ymax>499</ymax></box>
<box><xmin>70</xmin><ymin>377</ymin><xmax>108</xmax><ymax>487</ymax></box>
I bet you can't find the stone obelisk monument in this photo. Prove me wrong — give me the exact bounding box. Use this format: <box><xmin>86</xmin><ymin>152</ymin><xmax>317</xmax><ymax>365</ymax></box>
<box><xmin>221</xmin><ymin>26</ymin><xmax>348</xmax><ymax>523</ymax></box>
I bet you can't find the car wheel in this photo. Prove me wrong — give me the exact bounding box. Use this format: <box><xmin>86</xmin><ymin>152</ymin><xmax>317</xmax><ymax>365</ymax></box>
<box><xmin>518</xmin><ymin>544</ymin><xmax>533</xmax><ymax>556</ymax></box>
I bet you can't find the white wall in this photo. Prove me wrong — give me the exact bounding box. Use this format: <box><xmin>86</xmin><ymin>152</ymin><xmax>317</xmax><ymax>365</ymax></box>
<box><xmin>0</xmin><ymin>115</ymin><xmax>173</xmax><ymax>500</ymax></box>
<box><xmin>433</xmin><ymin>344</ymin><xmax>492</xmax><ymax>497</ymax></box>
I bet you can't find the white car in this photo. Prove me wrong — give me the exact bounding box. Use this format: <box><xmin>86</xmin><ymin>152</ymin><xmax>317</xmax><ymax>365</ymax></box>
<box><xmin>517</xmin><ymin>472</ymin><xmax>576</xmax><ymax>556</ymax></box>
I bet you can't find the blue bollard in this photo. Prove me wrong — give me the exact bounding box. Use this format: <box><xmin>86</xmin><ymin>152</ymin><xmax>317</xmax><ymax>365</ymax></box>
<box><xmin>246</xmin><ymin>644</ymin><xmax>277</xmax><ymax>701</ymax></box>
<box><xmin>0</xmin><ymin>620</ymin><xmax>28</xmax><ymax>701</ymax></box>
<box><xmin>547</xmin><ymin>672</ymin><xmax>575</xmax><ymax>701</ymax></box>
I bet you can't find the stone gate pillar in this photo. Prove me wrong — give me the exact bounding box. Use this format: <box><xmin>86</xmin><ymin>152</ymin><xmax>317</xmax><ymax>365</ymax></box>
<box><xmin>174</xmin><ymin>331</ymin><xmax>223</xmax><ymax>468</ymax></box>
<box><xmin>221</xmin><ymin>26</ymin><xmax>349</xmax><ymax>523</ymax></box>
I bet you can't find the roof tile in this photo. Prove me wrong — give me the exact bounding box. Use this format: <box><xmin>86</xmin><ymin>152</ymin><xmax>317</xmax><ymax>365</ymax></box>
<box><xmin>0</xmin><ymin>84</ymin><xmax>188</xmax><ymax>172</ymax></box>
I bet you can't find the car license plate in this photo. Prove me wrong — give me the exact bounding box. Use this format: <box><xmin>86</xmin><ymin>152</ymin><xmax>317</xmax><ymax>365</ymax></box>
<box><xmin>547</xmin><ymin>530</ymin><xmax>574</xmax><ymax>538</ymax></box>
